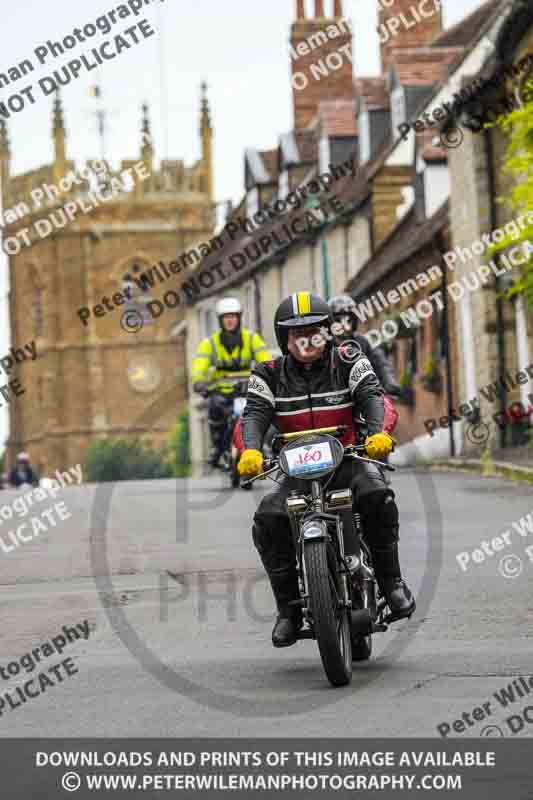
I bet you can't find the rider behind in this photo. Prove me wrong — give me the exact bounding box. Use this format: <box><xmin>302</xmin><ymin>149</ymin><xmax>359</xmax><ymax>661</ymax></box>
<box><xmin>9</xmin><ymin>452</ymin><xmax>39</xmax><ymax>488</ymax></box>
<box><xmin>329</xmin><ymin>294</ymin><xmax>401</xmax><ymax>436</ymax></box>
<box><xmin>238</xmin><ymin>292</ymin><xmax>415</xmax><ymax>647</ymax></box>
<box><xmin>191</xmin><ymin>297</ymin><xmax>272</xmax><ymax>467</ymax></box>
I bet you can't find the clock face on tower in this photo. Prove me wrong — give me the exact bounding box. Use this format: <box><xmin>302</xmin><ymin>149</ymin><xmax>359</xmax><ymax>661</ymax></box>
<box><xmin>128</xmin><ymin>359</ymin><xmax>161</xmax><ymax>393</ymax></box>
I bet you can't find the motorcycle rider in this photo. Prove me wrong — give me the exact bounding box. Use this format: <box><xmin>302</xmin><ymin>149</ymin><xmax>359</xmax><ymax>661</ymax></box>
<box><xmin>329</xmin><ymin>294</ymin><xmax>401</xmax><ymax>435</ymax></box>
<box><xmin>192</xmin><ymin>297</ymin><xmax>272</xmax><ymax>467</ymax></box>
<box><xmin>9</xmin><ymin>452</ymin><xmax>39</xmax><ymax>488</ymax></box>
<box><xmin>238</xmin><ymin>292</ymin><xmax>415</xmax><ymax>647</ymax></box>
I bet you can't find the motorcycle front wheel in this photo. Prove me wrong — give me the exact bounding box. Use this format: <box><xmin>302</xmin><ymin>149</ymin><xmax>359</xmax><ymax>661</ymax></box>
<box><xmin>305</xmin><ymin>540</ymin><xmax>352</xmax><ymax>687</ymax></box>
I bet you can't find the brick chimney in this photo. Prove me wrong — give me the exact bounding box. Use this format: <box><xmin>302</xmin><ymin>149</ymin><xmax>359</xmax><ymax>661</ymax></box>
<box><xmin>290</xmin><ymin>0</ymin><xmax>353</xmax><ymax>129</ymax></box>
<box><xmin>378</xmin><ymin>0</ymin><xmax>443</xmax><ymax>74</ymax></box>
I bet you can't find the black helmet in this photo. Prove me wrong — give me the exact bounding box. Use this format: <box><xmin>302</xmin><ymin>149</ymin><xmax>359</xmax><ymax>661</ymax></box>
<box><xmin>274</xmin><ymin>292</ymin><xmax>332</xmax><ymax>354</ymax></box>
<box><xmin>328</xmin><ymin>294</ymin><xmax>358</xmax><ymax>337</ymax></box>
<box><xmin>328</xmin><ymin>294</ymin><xmax>356</xmax><ymax>316</ymax></box>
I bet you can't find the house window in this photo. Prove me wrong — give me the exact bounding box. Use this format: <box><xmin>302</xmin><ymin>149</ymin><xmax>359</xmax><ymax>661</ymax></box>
<box><xmin>408</xmin><ymin>335</ymin><xmax>418</xmax><ymax>376</ymax></box>
<box><xmin>244</xmin><ymin>283</ymin><xmax>256</xmax><ymax>330</ymax></box>
<box><xmin>278</xmin><ymin>170</ymin><xmax>289</xmax><ymax>200</ymax></box>
<box><xmin>434</xmin><ymin>304</ymin><xmax>446</xmax><ymax>360</ymax></box>
<box><xmin>201</xmin><ymin>307</ymin><xmax>217</xmax><ymax>338</ymax></box>
<box><xmin>319</xmin><ymin>132</ymin><xmax>330</xmax><ymax>174</ymax></box>
<box><xmin>247</xmin><ymin>187</ymin><xmax>259</xmax><ymax>219</ymax></box>
<box><xmin>359</xmin><ymin>110</ymin><xmax>371</xmax><ymax>164</ymax></box>
<box><xmin>391</xmin><ymin>86</ymin><xmax>406</xmax><ymax>132</ymax></box>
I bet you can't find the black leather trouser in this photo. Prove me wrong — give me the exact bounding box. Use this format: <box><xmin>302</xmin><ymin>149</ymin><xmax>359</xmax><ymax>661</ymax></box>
<box><xmin>252</xmin><ymin>459</ymin><xmax>401</xmax><ymax>614</ymax></box>
<box><xmin>207</xmin><ymin>394</ymin><xmax>233</xmax><ymax>453</ymax></box>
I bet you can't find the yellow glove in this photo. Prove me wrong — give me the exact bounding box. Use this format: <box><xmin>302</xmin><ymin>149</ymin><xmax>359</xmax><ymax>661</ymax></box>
<box><xmin>238</xmin><ymin>449</ymin><xmax>264</xmax><ymax>477</ymax></box>
<box><xmin>365</xmin><ymin>432</ymin><xmax>396</xmax><ymax>459</ymax></box>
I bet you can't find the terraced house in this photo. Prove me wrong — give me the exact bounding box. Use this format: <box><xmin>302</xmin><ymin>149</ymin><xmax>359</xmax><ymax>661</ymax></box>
<box><xmin>185</xmin><ymin>0</ymin><xmax>533</xmax><ymax>472</ymax></box>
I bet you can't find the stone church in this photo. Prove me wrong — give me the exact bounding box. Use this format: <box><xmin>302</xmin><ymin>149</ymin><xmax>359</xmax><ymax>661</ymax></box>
<box><xmin>1</xmin><ymin>88</ymin><xmax>214</xmax><ymax>475</ymax></box>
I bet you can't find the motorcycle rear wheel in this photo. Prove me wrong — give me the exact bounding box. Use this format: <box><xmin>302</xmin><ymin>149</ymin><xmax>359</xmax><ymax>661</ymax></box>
<box><xmin>305</xmin><ymin>540</ymin><xmax>352</xmax><ymax>687</ymax></box>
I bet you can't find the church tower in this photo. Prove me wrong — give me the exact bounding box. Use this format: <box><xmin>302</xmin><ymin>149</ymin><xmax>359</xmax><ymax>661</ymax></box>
<box><xmin>3</xmin><ymin>88</ymin><xmax>215</xmax><ymax>475</ymax></box>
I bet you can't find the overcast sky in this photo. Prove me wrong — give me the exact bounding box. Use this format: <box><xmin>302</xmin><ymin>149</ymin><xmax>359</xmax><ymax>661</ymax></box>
<box><xmin>0</xmin><ymin>0</ymin><xmax>484</xmax><ymax>457</ymax></box>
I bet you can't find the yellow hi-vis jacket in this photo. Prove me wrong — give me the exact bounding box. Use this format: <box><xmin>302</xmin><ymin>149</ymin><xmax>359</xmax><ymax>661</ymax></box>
<box><xmin>191</xmin><ymin>328</ymin><xmax>272</xmax><ymax>394</ymax></box>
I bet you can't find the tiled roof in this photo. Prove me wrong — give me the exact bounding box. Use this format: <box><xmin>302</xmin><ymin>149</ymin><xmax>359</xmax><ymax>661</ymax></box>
<box><xmin>294</xmin><ymin>128</ymin><xmax>319</xmax><ymax>163</ymax></box>
<box><xmin>316</xmin><ymin>99</ymin><xmax>358</xmax><ymax>136</ymax></box>
<box><xmin>346</xmin><ymin>201</ymin><xmax>450</xmax><ymax>299</ymax></box>
<box><xmin>186</xmin><ymin>154</ymin><xmax>361</xmax><ymax>303</ymax></box>
<box><xmin>432</xmin><ymin>0</ymin><xmax>502</xmax><ymax>47</ymax></box>
<box><xmin>354</xmin><ymin>77</ymin><xmax>390</xmax><ymax>111</ymax></box>
<box><xmin>390</xmin><ymin>47</ymin><xmax>463</xmax><ymax>87</ymax></box>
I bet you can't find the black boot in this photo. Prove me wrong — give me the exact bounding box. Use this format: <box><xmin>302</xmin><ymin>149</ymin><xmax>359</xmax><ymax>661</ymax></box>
<box><xmin>268</xmin><ymin>568</ymin><xmax>302</xmax><ymax>648</ymax></box>
<box><xmin>381</xmin><ymin>577</ymin><xmax>415</xmax><ymax>620</ymax></box>
<box><xmin>272</xmin><ymin>611</ymin><xmax>302</xmax><ymax>647</ymax></box>
<box><xmin>371</xmin><ymin>544</ymin><xmax>415</xmax><ymax>622</ymax></box>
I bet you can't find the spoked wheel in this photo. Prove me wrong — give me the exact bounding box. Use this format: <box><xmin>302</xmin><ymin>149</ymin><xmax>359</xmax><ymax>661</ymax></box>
<box><xmin>305</xmin><ymin>540</ymin><xmax>352</xmax><ymax>687</ymax></box>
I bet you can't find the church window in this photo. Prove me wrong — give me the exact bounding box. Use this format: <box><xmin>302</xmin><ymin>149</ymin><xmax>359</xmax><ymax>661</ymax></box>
<box><xmin>121</xmin><ymin>262</ymin><xmax>154</xmax><ymax>326</ymax></box>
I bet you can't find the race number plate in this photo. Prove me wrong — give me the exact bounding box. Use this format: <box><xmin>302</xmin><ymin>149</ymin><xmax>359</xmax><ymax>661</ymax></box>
<box><xmin>286</xmin><ymin>441</ymin><xmax>334</xmax><ymax>476</ymax></box>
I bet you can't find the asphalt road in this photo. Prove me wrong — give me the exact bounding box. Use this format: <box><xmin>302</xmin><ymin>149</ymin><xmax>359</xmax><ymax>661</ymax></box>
<box><xmin>0</xmin><ymin>468</ymin><xmax>532</xmax><ymax>738</ymax></box>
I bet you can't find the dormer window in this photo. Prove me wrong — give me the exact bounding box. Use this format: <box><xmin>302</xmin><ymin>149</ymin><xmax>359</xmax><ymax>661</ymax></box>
<box><xmin>391</xmin><ymin>86</ymin><xmax>406</xmax><ymax>131</ymax></box>
<box><xmin>359</xmin><ymin>110</ymin><xmax>371</xmax><ymax>165</ymax></box>
<box><xmin>247</xmin><ymin>187</ymin><xmax>259</xmax><ymax>219</ymax></box>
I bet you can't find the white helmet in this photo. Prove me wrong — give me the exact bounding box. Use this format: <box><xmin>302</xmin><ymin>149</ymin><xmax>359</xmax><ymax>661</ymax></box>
<box><xmin>216</xmin><ymin>297</ymin><xmax>242</xmax><ymax>316</ymax></box>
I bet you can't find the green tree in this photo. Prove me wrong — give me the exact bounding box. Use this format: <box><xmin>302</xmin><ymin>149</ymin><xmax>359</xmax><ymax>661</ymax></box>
<box><xmin>85</xmin><ymin>437</ymin><xmax>173</xmax><ymax>483</ymax></box>
<box><xmin>489</xmin><ymin>79</ymin><xmax>533</xmax><ymax>306</ymax></box>
<box><xmin>166</xmin><ymin>407</ymin><xmax>191</xmax><ymax>478</ymax></box>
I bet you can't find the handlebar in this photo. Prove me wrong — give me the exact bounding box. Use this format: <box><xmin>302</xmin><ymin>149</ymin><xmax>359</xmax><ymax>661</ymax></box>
<box><xmin>198</xmin><ymin>384</ymin><xmax>247</xmax><ymax>399</ymax></box>
<box><xmin>241</xmin><ymin>437</ymin><xmax>395</xmax><ymax>486</ymax></box>
<box><xmin>271</xmin><ymin>425</ymin><xmax>347</xmax><ymax>447</ymax></box>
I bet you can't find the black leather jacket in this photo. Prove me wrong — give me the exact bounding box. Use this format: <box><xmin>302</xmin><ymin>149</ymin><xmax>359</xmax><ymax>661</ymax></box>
<box><xmin>348</xmin><ymin>334</ymin><xmax>400</xmax><ymax>396</ymax></box>
<box><xmin>9</xmin><ymin>466</ymin><xmax>38</xmax><ymax>487</ymax></box>
<box><xmin>242</xmin><ymin>347</ymin><xmax>384</xmax><ymax>451</ymax></box>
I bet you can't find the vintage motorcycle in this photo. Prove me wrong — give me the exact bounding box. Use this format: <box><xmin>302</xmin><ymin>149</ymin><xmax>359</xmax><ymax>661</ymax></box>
<box><xmin>203</xmin><ymin>381</ymin><xmax>249</xmax><ymax>485</ymax></box>
<box><xmin>243</xmin><ymin>424</ymin><xmax>399</xmax><ymax>688</ymax></box>
<box><xmin>228</xmin><ymin>389</ymin><xmax>251</xmax><ymax>490</ymax></box>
